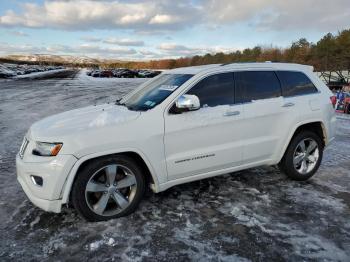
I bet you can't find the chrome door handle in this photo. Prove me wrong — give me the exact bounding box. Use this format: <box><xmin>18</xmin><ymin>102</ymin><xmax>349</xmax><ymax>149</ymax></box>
<box><xmin>224</xmin><ymin>111</ymin><xmax>240</xmax><ymax>116</ymax></box>
<box><xmin>282</xmin><ymin>102</ymin><xmax>295</xmax><ymax>107</ymax></box>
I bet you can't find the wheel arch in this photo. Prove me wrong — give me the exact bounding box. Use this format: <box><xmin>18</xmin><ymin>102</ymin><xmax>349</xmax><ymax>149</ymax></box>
<box><xmin>278</xmin><ymin>120</ymin><xmax>327</xmax><ymax>163</ymax></box>
<box><xmin>61</xmin><ymin>149</ymin><xmax>160</xmax><ymax>204</ymax></box>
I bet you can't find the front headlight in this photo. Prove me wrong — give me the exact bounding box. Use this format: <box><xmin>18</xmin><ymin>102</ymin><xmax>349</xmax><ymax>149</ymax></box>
<box><xmin>32</xmin><ymin>142</ymin><xmax>63</xmax><ymax>156</ymax></box>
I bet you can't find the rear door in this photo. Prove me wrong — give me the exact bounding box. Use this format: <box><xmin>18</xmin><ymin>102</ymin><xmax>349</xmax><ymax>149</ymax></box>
<box><xmin>164</xmin><ymin>72</ymin><xmax>244</xmax><ymax>180</ymax></box>
<box><xmin>276</xmin><ymin>71</ymin><xmax>320</xmax><ymax>124</ymax></box>
<box><xmin>235</xmin><ymin>70</ymin><xmax>292</xmax><ymax>164</ymax></box>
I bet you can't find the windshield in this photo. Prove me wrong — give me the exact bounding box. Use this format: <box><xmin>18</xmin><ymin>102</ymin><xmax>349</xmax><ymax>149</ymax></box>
<box><xmin>123</xmin><ymin>74</ymin><xmax>193</xmax><ymax>111</ymax></box>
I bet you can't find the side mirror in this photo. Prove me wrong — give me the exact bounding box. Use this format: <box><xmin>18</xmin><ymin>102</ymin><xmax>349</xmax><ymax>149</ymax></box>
<box><xmin>173</xmin><ymin>94</ymin><xmax>200</xmax><ymax>113</ymax></box>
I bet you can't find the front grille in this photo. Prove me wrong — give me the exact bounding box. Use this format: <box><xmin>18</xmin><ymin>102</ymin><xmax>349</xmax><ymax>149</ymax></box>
<box><xmin>19</xmin><ymin>137</ymin><xmax>29</xmax><ymax>159</ymax></box>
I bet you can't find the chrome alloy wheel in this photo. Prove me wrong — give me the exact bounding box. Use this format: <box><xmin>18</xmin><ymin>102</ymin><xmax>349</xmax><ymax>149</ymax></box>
<box><xmin>293</xmin><ymin>138</ymin><xmax>319</xmax><ymax>175</ymax></box>
<box><xmin>85</xmin><ymin>164</ymin><xmax>137</xmax><ymax>216</ymax></box>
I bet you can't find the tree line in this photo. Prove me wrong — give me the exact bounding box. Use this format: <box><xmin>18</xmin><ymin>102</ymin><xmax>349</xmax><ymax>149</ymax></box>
<box><xmin>105</xmin><ymin>29</ymin><xmax>350</xmax><ymax>71</ymax></box>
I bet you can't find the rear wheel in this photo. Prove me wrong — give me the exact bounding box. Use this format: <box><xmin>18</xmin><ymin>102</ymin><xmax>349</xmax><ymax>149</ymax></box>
<box><xmin>71</xmin><ymin>156</ymin><xmax>145</xmax><ymax>221</ymax></box>
<box><xmin>279</xmin><ymin>131</ymin><xmax>323</xmax><ymax>181</ymax></box>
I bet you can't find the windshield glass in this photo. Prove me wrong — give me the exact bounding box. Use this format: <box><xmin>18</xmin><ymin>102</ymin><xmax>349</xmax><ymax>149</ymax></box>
<box><xmin>123</xmin><ymin>74</ymin><xmax>193</xmax><ymax>111</ymax></box>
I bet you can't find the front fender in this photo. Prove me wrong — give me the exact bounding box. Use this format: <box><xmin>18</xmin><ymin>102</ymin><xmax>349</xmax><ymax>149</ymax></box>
<box><xmin>60</xmin><ymin>147</ymin><xmax>160</xmax><ymax>204</ymax></box>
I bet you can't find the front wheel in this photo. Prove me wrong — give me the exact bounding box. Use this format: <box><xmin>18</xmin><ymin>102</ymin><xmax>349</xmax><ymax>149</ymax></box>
<box><xmin>279</xmin><ymin>131</ymin><xmax>323</xmax><ymax>181</ymax></box>
<box><xmin>71</xmin><ymin>156</ymin><xmax>145</xmax><ymax>221</ymax></box>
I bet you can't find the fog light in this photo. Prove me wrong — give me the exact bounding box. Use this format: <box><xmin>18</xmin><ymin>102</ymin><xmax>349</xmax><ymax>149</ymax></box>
<box><xmin>30</xmin><ymin>175</ymin><xmax>43</xmax><ymax>186</ymax></box>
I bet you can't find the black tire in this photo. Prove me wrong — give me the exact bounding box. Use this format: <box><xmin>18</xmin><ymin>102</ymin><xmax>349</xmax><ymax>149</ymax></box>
<box><xmin>279</xmin><ymin>131</ymin><xmax>323</xmax><ymax>181</ymax></box>
<box><xmin>71</xmin><ymin>155</ymin><xmax>145</xmax><ymax>222</ymax></box>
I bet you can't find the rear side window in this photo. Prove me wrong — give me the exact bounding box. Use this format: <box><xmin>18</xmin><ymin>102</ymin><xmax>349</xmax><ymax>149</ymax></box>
<box><xmin>186</xmin><ymin>73</ymin><xmax>234</xmax><ymax>107</ymax></box>
<box><xmin>276</xmin><ymin>71</ymin><xmax>318</xmax><ymax>97</ymax></box>
<box><xmin>235</xmin><ymin>71</ymin><xmax>281</xmax><ymax>103</ymax></box>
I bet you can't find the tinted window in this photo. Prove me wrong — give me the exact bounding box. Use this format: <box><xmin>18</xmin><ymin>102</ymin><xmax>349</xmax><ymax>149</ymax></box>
<box><xmin>186</xmin><ymin>73</ymin><xmax>234</xmax><ymax>107</ymax></box>
<box><xmin>235</xmin><ymin>71</ymin><xmax>281</xmax><ymax>103</ymax></box>
<box><xmin>276</xmin><ymin>71</ymin><xmax>318</xmax><ymax>97</ymax></box>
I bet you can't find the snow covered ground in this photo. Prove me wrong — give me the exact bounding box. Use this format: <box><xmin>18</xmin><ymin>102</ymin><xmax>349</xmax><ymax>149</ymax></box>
<box><xmin>0</xmin><ymin>70</ymin><xmax>349</xmax><ymax>261</ymax></box>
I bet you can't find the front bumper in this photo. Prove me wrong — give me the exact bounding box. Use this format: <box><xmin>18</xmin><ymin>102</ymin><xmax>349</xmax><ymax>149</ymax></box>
<box><xmin>17</xmin><ymin>175</ymin><xmax>62</xmax><ymax>213</ymax></box>
<box><xmin>16</xmin><ymin>154</ymin><xmax>77</xmax><ymax>213</ymax></box>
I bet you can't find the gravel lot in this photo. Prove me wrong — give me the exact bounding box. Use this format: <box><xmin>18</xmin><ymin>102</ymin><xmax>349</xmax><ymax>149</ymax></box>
<box><xmin>0</xmin><ymin>70</ymin><xmax>349</xmax><ymax>261</ymax></box>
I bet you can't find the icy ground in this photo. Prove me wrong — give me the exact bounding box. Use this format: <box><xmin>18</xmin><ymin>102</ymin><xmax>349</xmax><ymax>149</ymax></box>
<box><xmin>0</xmin><ymin>70</ymin><xmax>349</xmax><ymax>261</ymax></box>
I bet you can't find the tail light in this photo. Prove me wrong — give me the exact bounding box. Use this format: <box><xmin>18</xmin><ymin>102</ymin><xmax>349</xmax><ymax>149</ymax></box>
<box><xmin>330</xmin><ymin>96</ymin><xmax>336</xmax><ymax>108</ymax></box>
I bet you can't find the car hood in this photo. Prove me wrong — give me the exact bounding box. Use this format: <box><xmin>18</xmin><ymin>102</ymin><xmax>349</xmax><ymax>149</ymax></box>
<box><xmin>29</xmin><ymin>104</ymin><xmax>141</xmax><ymax>140</ymax></box>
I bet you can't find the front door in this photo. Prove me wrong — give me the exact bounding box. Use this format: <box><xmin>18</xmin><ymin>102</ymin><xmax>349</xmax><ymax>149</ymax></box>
<box><xmin>164</xmin><ymin>72</ymin><xmax>244</xmax><ymax>180</ymax></box>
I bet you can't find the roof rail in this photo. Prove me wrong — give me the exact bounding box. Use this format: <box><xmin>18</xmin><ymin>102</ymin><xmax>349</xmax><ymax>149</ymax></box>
<box><xmin>220</xmin><ymin>61</ymin><xmax>256</xmax><ymax>66</ymax></box>
<box><xmin>220</xmin><ymin>61</ymin><xmax>278</xmax><ymax>67</ymax></box>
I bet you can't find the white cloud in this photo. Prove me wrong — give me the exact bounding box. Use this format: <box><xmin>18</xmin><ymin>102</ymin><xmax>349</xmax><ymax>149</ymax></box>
<box><xmin>203</xmin><ymin>0</ymin><xmax>350</xmax><ymax>31</ymax></box>
<box><xmin>7</xmin><ymin>30</ymin><xmax>29</xmax><ymax>37</ymax></box>
<box><xmin>204</xmin><ymin>0</ymin><xmax>271</xmax><ymax>23</ymax></box>
<box><xmin>0</xmin><ymin>42</ymin><xmax>137</xmax><ymax>59</ymax></box>
<box><xmin>80</xmin><ymin>36</ymin><xmax>102</xmax><ymax>42</ymax></box>
<box><xmin>0</xmin><ymin>0</ymin><xmax>199</xmax><ymax>31</ymax></box>
<box><xmin>103</xmin><ymin>38</ymin><xmax>144</xmax><ymax>46</ymax></box>
<box><xmin>119</xmin><ymin>13</ymin><xmax>147</xmax><ymax>25</ymax></box>
<box><xmin>149</xmin><ymin>14</ymin><xmax>180</xmax><ymax>25</ymax></box>
<box><xmin>258</xmin><ymin>0</ymin><xmax>350</xmax><ymax>31</ymax></box>
<box><xmin>0</xmin><ymin>0</ymin><xmax>349</xmax><ymax>32</ymax></box>
<box><xmin>0</xmin><ymin>42</ymin><xmax>47</xmax><ymax>54</ymax></box>
<box><xmin>136</xmin><ymin>49</ymin><xmax>163</xmax><ymax>60</ymax></box>
<box><xmin>1</xmin><ymin>1</ymin><xmax>349</xmax><ymax>60</ymax></box>
<box><xmin>80</xmin><ymin>36</ymin><xmax>145</xmax><ymax>47</ymax></box>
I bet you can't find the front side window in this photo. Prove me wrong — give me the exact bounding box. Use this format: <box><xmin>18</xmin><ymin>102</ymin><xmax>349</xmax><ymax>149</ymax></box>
<box><xmin>186</xmin><ymin>73</ymin><xmax>234</xmax><ymax>107</ymax></box>
<box><xmin>235</xmin><ymin>71</ymin><xmax>281</xmax><ymax>103</ymax></box>
<box><xmin>123</xmin><ymin>74</ymin><xmax>193</xmax><ymax>111</ymax></box>
<box><xmin>276</xmin><ymin>71</ymin><xmax>318</xmax><ymax>97</ymax></box>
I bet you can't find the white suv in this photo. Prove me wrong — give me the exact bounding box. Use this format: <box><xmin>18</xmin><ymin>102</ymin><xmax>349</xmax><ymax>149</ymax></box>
<box><xmin>17</xmin><ymin>63</ymin><xmax>336</xmax><ymax>221</ymax></box>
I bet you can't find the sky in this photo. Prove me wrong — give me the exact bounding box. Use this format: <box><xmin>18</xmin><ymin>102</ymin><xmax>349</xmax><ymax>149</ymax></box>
<box><xmin>0</xmin><ymin>0</ymin><xmax>349</xmax><ymax>60</ymax></box>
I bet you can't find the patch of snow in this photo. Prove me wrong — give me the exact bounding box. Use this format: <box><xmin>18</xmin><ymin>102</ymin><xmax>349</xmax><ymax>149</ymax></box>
<box><xmin>89</xmin><ymin>240</ymin><xmax>104</xmax><ymax>251</ymax></box>
<box><xmin>106</xmin><ymin>237</ymin><xmax>115</xmax><ymax>246</ymax></box>
<box><xmin>29</xmin><ymin>215</ymin><xmax>40</xmax><ymax>228</ymax></box>
<box><xmin>88</xmin><ymin>105</ymin><xmax>140</xmax><ymax>128</ymax></box>
<box><xmin>43</xmin><ymin>236</ymin><xmax>67</xmax><ymax>255</ymax></box>
<box><xmin>285</xmin><ymin>186</ymin><xmax>346</xmax><ymax>211</ymax></box>
<box><xmin>217</xmin><ymin>184</ymin><xmax>349</xmax><ymax>261</ymax></box>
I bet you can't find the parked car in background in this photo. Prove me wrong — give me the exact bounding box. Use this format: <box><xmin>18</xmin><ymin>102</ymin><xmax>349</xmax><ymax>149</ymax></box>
<box><xmin>138</xmin><ymin>70</ymin><xmax>160</xmax><ymax>78</ymax></box>
<box><xmin>0</xmin><ymin>63</ymin><xmax>65</xmax><ymax>78</ymax></box>
<box><xmin>91</xmin><ymin>70</ymin><xmax>101</xmax><ymax>77</ymax></box>
<box><xmin>17</xmin><ymin>62</ymin><xmax>336</xmax><ymax>221</ymax></box>
<box><xmin>100</xmin><ymin>70</ymin><xmax>114</xmax><ymax>78</ymax></box>
<box><xmin>0</xmin><ymin>65</ymin><xmax>16</xmax><ymax>78</ymax></box>
<box><xmin>121</xmin><ymin>69</ymin><xmax>138</xmax><ymax>78</ymax></box>
<box><xmin>112</xmin><ymin>69</ymin><xmax>124</xmax><ymax>77</ymax></box>
<box><xmin>87</xmin><ymin>68</ymin><xmax>159</xmax><ymax>79</ymax></box>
